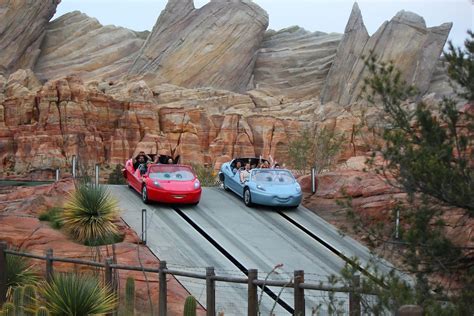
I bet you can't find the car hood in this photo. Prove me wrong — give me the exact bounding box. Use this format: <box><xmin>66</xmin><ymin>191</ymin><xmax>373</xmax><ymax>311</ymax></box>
<box><xmin>253</xmin><ymin>183</ymin><xmax>300</xmax><ymax>195</ymax></box>
<box><xmin>149</xmin><ymin>179</ymin><xmax>198</xmax><ymax>191</ymax></box>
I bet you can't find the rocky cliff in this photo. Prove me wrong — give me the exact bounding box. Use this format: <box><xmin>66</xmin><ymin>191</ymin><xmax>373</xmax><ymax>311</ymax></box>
<box><xmin>0</xmin><ymin>0</ymin><xmax>59</xmax><ymax>76</ymax></box>
<box><xmin>0</xmin><ymin>0</ymin><xmax>455</xmax><ymax>178</ymax></box>
<box><xmin>321</xmin><ymin>4</ymin><xmax>452</xmax><ymax>105</ymax></box>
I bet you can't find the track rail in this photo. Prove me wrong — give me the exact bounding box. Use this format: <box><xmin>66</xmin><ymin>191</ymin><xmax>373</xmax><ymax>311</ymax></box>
<box><xmin>276</xmin><ymin>210</ymin><xmax>384</xmax><ymax>286</ymax></box>
<box><xmin>173</xmin><ymin>207</ymin><xmax>295</xmax><ymax>314</ymax></box>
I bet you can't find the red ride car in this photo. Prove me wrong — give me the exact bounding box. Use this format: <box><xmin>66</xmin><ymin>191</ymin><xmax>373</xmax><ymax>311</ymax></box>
<box><xmin>123</xmin><ymin>159</ymin><xmax>201</xmax><ymax>205</ymax></box>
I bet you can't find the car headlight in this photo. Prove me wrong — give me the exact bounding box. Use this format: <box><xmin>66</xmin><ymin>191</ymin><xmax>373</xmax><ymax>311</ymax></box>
<box><xmin>256</xmin><ymin>184</ymin><xmax>266</xmax><ymax>191</ymax></box>
<box><xmin>194</xmin><ymin>180</ymin><xmax>201</xmax><ymax>189</ymax></box>
<box><xmin>295</xmin><ymin>184</ymin><xmax>301</xmax><ymax>193</ymax></box>
<box><xmin>153</xmin><ymin>181</ymin><xmax>161</xmax><ymax>188</ymax></box>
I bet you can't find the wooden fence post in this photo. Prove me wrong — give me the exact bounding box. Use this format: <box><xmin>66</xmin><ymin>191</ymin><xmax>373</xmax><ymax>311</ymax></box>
<box><xmin>104</xmin><ymin>258</ymin><xmax>113</xmax><ymax>287</ymax></box>
<box><xmin>247</xmin><ymin>269</ymin><xmax>258</xmax><ymax>316</ymax></box>
<box><xmin>0</xmin><ymin>242</ymin><xmax>7</xmax><ymax>305</ymax></box>
<box><xmin>104</xmin><ymin>258</ymin><xmax>114</xmax><ymax>316</ymax></box>
<box><xmin>206</xmin><ymin>267</ymin><xmax>216</xmax><ymax>316</ymax></box>
<box><xmin>159</xmin><ymin>261</ymin><xmax>167</xmax><ymax>316</ymax></box>
<box><xmin>294</xmin><ymin>270</ymin><xmax>305</xmax><ymax>316</ymax></box>
<box><xmin>45</xmin><ymin>249</ymin><xmax>54</xmax><ymax>282</ymax></box>
<box><xmin>349</xmin><ymin>274</ymin><xmax>361</xmax><ymax>316</ymax></box>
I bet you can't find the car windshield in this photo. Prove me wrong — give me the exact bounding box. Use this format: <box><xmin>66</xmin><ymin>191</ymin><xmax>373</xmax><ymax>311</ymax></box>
<box><xmin>149</xmin><ymin>165</ymin><xmax>195</xmax><ymax>181</ymax></box>
<box><xmin>251</xmin><ymin>170</ymin><xmax>295</xmax><ymax>184</ymax></box>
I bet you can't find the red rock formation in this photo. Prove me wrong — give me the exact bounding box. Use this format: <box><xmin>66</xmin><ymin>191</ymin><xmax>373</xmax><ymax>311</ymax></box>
<box><xmin>0</xmin><ymin>73</ymin><xmax>300</xmax><ymax>178</ymax></box>
<box><xmin>0</xmin><ymin>179</ymin><xmax>205</xmax><ymax>315</ymax></box>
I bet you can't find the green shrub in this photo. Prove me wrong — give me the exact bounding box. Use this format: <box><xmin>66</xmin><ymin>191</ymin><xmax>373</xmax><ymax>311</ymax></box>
<box><xmin>5</xmin><ymin>255</ymin><xmax>38</xmax><ymax>298</ymax></box>
<box><xmin>38</xmin><ymin>207</ymin><xmax>63</xmax><ymax>229</ymax></box>
<box><xmin>107</xmin><ymin>164</ymin><xmax>126</xmax><ymax>185</ymax></box>
<box><xmin>39</xmin><ymin>273</ymin><xmax>117</xmax><ymax>315</ymax></box>
<box><xmin>61</xmin><ymin>184</ymin><xmax>119</xmax><ymax>245</ymax></box>
<box><xmin>191</xmin><ymin>164</ymin><xmax>217</xmax><ymax>187</ymax></box>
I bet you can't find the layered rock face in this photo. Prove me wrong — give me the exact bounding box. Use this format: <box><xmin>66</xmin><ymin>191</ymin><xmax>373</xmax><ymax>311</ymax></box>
<box><xmin>128</xmin><ymin>0</ymin><xmax>269</xmax><ymax>92</ymax></box>
<box><xmin>34</xmin><ymin>11</ymin><xmax>146</xmax><ymax>82</ymax></box>
<box><xmin>0</xmin><ymin>0</ymin><xmax>59</xmax><ymax>76</ymax></box>
<box><xmin>321</xmin><ymin>3</ymin><xmax>452</xmax><ymax>106</ymax></box>
<box><xmin>0</xmin><ymin>0</ymin><xmax>456</xmax><ymax>178</ymax></box>
<box><xmin>252</xmin><ymin>27</ymin><xmax>342</xmax><ymax>101</ymax></box>
<box><xmin>0</xmin><ymin>73</ymin><xmax>296</xmax><ymax>177</ymax></box>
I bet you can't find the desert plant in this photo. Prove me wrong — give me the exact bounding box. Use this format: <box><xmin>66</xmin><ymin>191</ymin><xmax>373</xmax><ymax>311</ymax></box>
<box><xmin>2</xmin><ymin>303</ymin><xmax>15</xmax><ymax>316</ymax></box>
<box><xmin>5</xmin><ymin>255</ymin><xmax>38</xmax><ymax>298</ymax></box>
<box><xmin>23</xmin><ymin>285</ymin><xmax>37</xmax><ymax>316</ymax></box>
<box><xmin>183</xmin><ymin>296</ymin><xmax>197</xmax><ymax>316</ymax></box>
<box><xmin>12</xmin><ymin>286</ymin><xmax>23</xmax><ymax>313</ymax></box>
<box><xmin>107</xmin><ymin>164</ymin><xmax>126</xmax><ymax>185</ymax></box>
<box><xmin>288</xmin><ymin>126</ymin><xmax>345</xmax><ymax>175</ymax></box>
<box><xmin>125</xmin><ymin>277</ymin><xmax>135</xmax><ymax>315</ymax></box>
<box><xmin>38</xmin><ymin>207</ymin><xmax>63</xmax><ymax>229</ymax></box>
<box><xmin>61</xmin><ymin>183</ymin><xmax>119</xmax><ymax>245</ymax></box>
<box><xmin>191</xmin><ymin>163</ymin><xmax>217</xmax><ymax>187</ymax></box>
<box><xmin>39</xmin><ymin>273</ymin><xmax>117</xmax><ymax>316</ymax></box>
<box><xmin>35</xmin><ymin>307</ymin><xmax>50</xmax><ymax>316</ymax></box>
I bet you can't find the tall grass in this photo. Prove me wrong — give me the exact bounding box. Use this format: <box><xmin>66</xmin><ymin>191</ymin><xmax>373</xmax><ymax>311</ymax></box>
<box><xmin>61</xmin><ymin>184</ymin><xmax>119</xmax><ymax>245</ymax></box>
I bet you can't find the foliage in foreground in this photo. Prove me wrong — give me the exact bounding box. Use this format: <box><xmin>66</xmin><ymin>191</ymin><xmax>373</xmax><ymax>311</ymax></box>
<box><xmin>340</xmin><ymin>30</ymin><xmax>474</xmax><ymax>314</ymax></box>
<box><xmin>288</xmin><ymin>126</ymin><xmax>345</xmax><ymax>175</ymax></box>
<box><xmin>61</xmin><ymin>183</ymin><xmax>120</xmax><ymax>245</ymax></box>
<box><xmin>39</xmin><ymin>273</ymin><xmax>117</xmax><ymax>316</ymax></box>
<box><xmin>5</xmin><ymin>254</ymin><xmax>38</xmax><ymax>298</ymax></box>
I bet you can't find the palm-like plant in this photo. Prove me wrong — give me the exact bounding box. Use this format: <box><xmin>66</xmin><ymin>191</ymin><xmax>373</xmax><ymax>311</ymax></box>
<box><xmin>6</xmin><ymin>254</ymin><xmax>39</xmax><ymax>297</ymax></box>
<box><xmin>39</xmin><ymin>273</ymin><xmax>117</xmax><ymax>315</ymax></box>
<box><xmin>62</xmin><ymin>184</ymin><xmax>119</xmax><ymax>245</ymax></box>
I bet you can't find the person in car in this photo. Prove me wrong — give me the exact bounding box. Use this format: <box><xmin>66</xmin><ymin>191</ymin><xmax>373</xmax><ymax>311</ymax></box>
<box><xmin>167</xmin><ymin>158</ymin><xmax>174</xmax><ymax>164</ymax></box>
<box><xmin>240</xmin><ymin>163</ymin><xmax>251</xmax><ymax>183</ymax></box>
<box><xmin>133</xmin><ymin>152</ymin><xmax>151</xmax><ymax>170</ymax></box>
<box><xmin>233</xmin><ymin>161</ymin><xmax>242</xmax><ymax>174</ymax></box>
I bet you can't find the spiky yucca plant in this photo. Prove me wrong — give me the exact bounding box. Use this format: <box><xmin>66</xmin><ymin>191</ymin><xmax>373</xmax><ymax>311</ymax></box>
<box><xmin>61</xmin><ymin>184</ymin><xmax>119</xmax><ymax>244</ymax></box>
<box><xmin>39</xmin><ymin>273</ymin><xmax>117</xmax><ymax>315</ymax></box>
<box><xmin>6</xmin><ymin>255</ymin><xmax>38</xmax><ymax>298</ymax></box>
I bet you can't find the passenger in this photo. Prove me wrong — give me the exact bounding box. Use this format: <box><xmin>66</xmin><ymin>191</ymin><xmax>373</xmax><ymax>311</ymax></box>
<box><xmin>133</xmin><ymin>152</ymin><xmax>151</xmax><ymax>170</ymax></box>
<box><xmin>262</xmin><ymin>161</ymin><xmax>270</xmax><ymax>169</ymax></box>
<box><xmin>274</xmin><ymin>163</ymin><xmax>281</xmax><ymax>169</ymax></box>
<box><xmin>167</xmin><ymin>158</ymin><xmax>174</xmax><ymax>164</ymax></box>
<box><xmin>233</xmin><ymin>161</ymin><xmax>242</xmax><ymax>174</ymax></box>
<box><xmin>240</xmin><ymin>163</ymin><xmax>251</xmax><ymax>184</ymax></box>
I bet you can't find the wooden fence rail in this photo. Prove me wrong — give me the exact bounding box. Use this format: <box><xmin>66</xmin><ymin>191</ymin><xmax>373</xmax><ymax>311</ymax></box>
<box><xmin>0</xmin><ymin>243</ymin><xmax>374</xmax><ymax>316</ymax></box>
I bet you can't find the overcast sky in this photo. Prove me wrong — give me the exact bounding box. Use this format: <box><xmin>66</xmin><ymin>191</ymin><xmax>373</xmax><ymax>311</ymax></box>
<box><xmin>54</xmin><ymin>0</ymin><xmax>473</xmax><ymax>48</ymax></box>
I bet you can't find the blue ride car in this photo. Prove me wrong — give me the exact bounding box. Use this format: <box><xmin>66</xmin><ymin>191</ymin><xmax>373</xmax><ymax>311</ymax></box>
<box><xmin>218</xmin><ymin>157</ymin><xmax>302</xmax><ymax>208</ymax></box>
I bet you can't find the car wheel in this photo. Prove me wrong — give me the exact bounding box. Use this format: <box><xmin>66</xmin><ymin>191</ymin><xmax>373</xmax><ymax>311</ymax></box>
<box><xmin>142</xmin><ymin>186</ymin><xmax>149</xmax><ymax>204</ymax></box>
<box><xmin>243</xmin><ymin>188</ymin><xmax>252</xmax><ymax>207</ymax></box>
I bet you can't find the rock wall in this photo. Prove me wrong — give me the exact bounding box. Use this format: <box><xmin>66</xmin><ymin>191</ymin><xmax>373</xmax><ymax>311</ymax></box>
<box><xmin>321</xmin><ymin>3</ymin><xmax>452</xmax><ymax>106</ymax></box>
<box><xmin>0</xmin><ymin>72</ymin><xmax>298</xmax><ymax>177</ymax></box>
<box><xmin>252</xmin><ymin>27</ymin><xmax>342</xmax><ymax>101</ymax></box>
<box><xmin>0</xmin><ymin>0</ymin><xmax>59</xmax><ymax>76</ymax></box>
<box><xmin>128</xmin><ymin>0</ymin><xmax>269</xmax><ymax>93</ymax></box>
<box><xmin>34</xmin><ymin>11</ymin><xmax>146</xmax><ymax>83</ymax></box>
